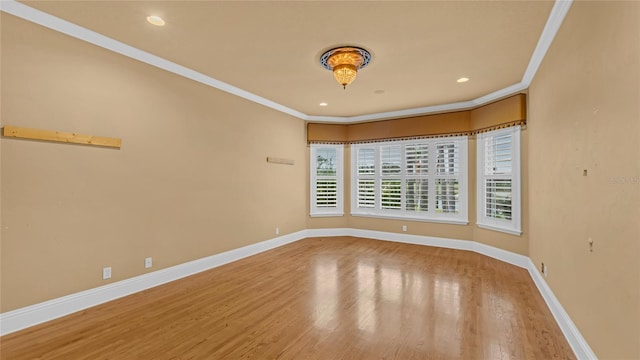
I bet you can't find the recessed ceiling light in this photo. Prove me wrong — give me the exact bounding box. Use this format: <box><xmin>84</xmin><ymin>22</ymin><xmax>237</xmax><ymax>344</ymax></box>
<box><xmin>146</xmin><ymin>15</ymin><xmax>165</xmax><ymax>26</ymax></box>
<box><xmin>319</xmin><ymin>102</ymin><xmax>328</xmax><ymax>107</ymax></box>
<box><xmin>457</xmin><ymin>77</ymin><xmax>469</xmax><ymax>83</ymax></box>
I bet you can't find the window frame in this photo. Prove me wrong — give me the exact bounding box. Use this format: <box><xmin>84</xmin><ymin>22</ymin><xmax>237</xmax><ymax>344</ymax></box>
<box><xmin>310</xmin><ymin>144</ymin><xmax>344</xmax><ymax>217</ymax></box>
<box><xmin>350</xmin><ymin>137</ymin><xmax>468</xmax><ymax>224</ymax></box>
<box><xmin>476</xmin><ymin>126</ymin><xmax>522</xmax><ymax>235</ymax></box>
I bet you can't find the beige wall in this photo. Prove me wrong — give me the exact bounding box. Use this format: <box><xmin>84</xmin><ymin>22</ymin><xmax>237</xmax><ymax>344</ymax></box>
<box><xmin>529</xmin><ymin>1</ymin><xmax>640</xmax><ymax>358</ymax></box>
<box><xmin>0</xmin><ymin>14</ymin><xmax>307</xmax><ymax>312</ymax></box>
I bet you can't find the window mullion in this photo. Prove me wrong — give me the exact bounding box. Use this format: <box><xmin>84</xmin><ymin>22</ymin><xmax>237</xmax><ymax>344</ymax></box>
<box><xmin>375</xmin><ymin>146</ymin><xmax>381</xmax><ymax>212</ymax></box>
<box><xmin>428</xmin><ymin>142</ymin><xmax>436</xmax><ymax>216</ymax></box>
<box><xmin>400</xmin><ymin>145</ymin><xmax>406</xmax><ymax>212</ymax></box>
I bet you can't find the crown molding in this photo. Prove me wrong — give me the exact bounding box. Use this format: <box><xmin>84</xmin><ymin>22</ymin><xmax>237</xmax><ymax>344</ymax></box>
<box><xmin>0</xmin><ymin>0</ymin><xmax>307</xmax><ymax>121</ymax></box>
<box><xmin>522</xmin><ymin>0</ymin><xmax>573</xmax><ymax>85</ymax></box>
<box><xmin>0</xmin><ymin>0</ymin><xmax>573</xmax><ymax>124</ymax></box>
<box><xmin>305</xmin><ymin>100</ymin><xmax>477</xmax><ymax>123</ymax></box>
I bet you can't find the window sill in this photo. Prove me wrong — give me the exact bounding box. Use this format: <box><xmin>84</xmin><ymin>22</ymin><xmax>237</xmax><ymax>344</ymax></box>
<box><xmin>476</xmin><ymin>223</ymin><xmax>522</xmax><ymax>236</ymax></box>
<box><xmin>310</xmin><ymin>212</ymin><xmax>345</xmax><ymax>218</ymax></box>
<box><xmin>350</xmin><ymin>212</ymin><xmax>468</xmax><ymax>225</ymax></box>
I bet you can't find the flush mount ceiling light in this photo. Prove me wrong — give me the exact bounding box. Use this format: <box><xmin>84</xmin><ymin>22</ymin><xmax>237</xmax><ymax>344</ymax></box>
<box><xmin>146</xmin><ymin>15</ymin><xmax>165</xmax><ymax>26</ymax></box>
<box><xmin>320</xmin><ymin>46</ymin><xmax>371</xmax><ymax>90</ymax></box>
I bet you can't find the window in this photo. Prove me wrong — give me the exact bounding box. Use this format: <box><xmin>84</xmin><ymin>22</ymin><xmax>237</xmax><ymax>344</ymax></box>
<box><xmin>310</xmin><ymin>144</ymin><xmax>344</xmax><ymax>216</ymax></box>
<box><xmin>477</xmin><ymin>126</ymin><xmax>521</xmax><ymax>235</ymax></box>
<box><xmin>351</xmin><ymin>137</ymin><xmax>468</xmax><ymax>224</ymax></box>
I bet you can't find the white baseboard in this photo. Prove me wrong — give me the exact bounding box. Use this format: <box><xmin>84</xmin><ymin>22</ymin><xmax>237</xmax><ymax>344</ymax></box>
<box><xmin>526</xmin><ymin>259</ymin><xmax>597</xmax><ymax>359</ymax></box>
<box><xmin>304</xmin><ymin>228</ymin><xmax>352</xmax><ymax>238</ymax></box>
<box><xmin>0</xmin><ymin>228</ymin><xmax>596</xmax><ymax>360</ymax></box>
<box><xmin>0</xmin><ymin>230</ymin><xmax>307</xmax><ymax>336</ymax></box>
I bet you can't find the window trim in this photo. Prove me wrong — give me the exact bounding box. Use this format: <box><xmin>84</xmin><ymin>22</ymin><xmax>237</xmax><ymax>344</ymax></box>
<box><xmin>310</xmin><ymin>144</ymin><xmax>344</xmax><ymax>217</ymax></box>
<box><xmin>476</xmin><ymin>126</ymin><xmax>522</xmax><ymax>235</ymax></box>
<box><xmin>350</xmin><ymin>137</ymin><xmax>468</xmax><ymax>224</ymax></box>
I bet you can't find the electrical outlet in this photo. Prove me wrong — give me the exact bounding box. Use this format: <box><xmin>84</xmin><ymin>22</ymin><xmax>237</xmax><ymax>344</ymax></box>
<box><xmin>145</xmin><ymin>257</ymin><xmax>153</xmax><ymax>269</ymax></box>
<box><xmin>402</xmin><ymin>225</ymin><xmax>407</xmax><ymax>232</ymax></box>
<box><xmin>275</xmin><ymin>227</ymin><xmax>280</xmax><ymax>235</ymax></box>
<box><xmin>541</xmin><ymin>262</ymin><xmax>548</xmax><ymax>278</ymax></box>
<box><xmin>102</xmin><ymin>267</ymin><xmax>112</xmax><ymax>280</ymax></box>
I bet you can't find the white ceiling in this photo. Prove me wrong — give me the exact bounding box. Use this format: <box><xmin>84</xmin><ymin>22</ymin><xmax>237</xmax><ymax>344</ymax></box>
<box><xmin>4</xmin><ymin>1</ymin><xmax>572</xmax><ymax>123</ymax></box>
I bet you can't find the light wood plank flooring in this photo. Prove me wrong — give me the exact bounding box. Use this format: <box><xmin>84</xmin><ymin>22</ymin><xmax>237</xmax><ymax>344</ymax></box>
<box><xmin>0</xmin><ymin>237</ymin><xmax>575</xmax><ymax>359</ymax></box>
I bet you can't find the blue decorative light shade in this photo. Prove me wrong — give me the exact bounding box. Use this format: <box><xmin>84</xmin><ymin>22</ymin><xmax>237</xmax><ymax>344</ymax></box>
<box><xmin>320</xmin><ymin>46</ymin><xmax>372</xmax><ymax>89</ymax></box>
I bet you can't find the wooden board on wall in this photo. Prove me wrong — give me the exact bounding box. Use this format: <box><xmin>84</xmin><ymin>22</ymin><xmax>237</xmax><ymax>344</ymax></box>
<box><xmin>2</xmin><ymin>125</ymin><xmax>121</xmax><ymax>148</ymax></box>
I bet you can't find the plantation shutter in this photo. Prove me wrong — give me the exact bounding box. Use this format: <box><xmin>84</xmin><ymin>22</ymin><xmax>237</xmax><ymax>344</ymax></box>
<box><xmin>315</xmin><ymin>148</ymin><xmax>337</xmax><ymax>207</ymax></box>
<box><xmin>310</xmin><ymin>145</ymin><xmax>343</xmax><ymax>216</ymax></box>
<box><xmin>405</xmin><ymin>144</ymin><xmax>429</xmax><ymax>212</ymax></box>
<box><xmin>351</xmin><ymin>136</ymin><xmax>468</xmax><ymax>224</ymax></box>
<box><xmin>357</xmin><ymin>148</ymin><xmax>376</xmax><ymax>208</ymax></box>
<box><xmin>476</xmin><ymin>126</ymin><xmax>521</xmax><ymax>234</ymax></box>
<box><xmin>483</xmin><ymin>132</ymin><xmax>513</xmax><ymax>220</ymax></box>
<box><xmin>380</xmin><ymin>146</ymin><xmax>402</xmax><ymax>209</ymax></box>
<box><xmin>434</xmin><ymin>141</ymin><xmax>461</xmax><ymax>214</ymax></box>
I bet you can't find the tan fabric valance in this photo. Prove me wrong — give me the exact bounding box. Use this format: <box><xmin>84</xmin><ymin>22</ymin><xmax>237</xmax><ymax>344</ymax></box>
<box><xmin>307</xmin><ymin>94</ymin><xmax>526</xmax><ymax>144</ymax></box>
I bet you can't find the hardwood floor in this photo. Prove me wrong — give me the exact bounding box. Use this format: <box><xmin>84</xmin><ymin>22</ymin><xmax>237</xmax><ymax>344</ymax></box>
<box><xmin>0</xmin><ymin>237</ymin><xmax>575</xmax><ymax>359</ymax></box>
